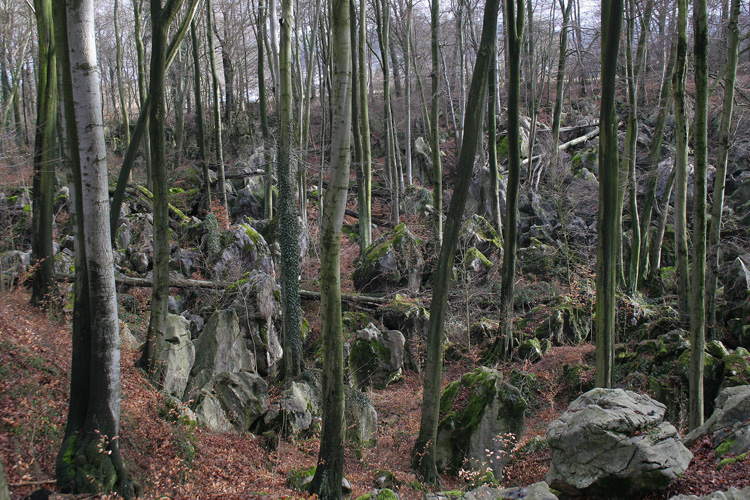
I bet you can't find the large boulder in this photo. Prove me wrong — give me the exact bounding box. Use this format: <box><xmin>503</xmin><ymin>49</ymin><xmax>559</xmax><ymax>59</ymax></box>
<box><xmin>353</xmin><ymin>223</ymin><xmax>424</xmax><ymax>294</ymax></box>
<box><xmin>533</xmin><ymin>296</ymin><xmax>591</xmax><ymax>346</ymax></box>
<box><xmin>668</xmin><ymin>487</ymin><xmax>750</xmax><ymax>500</ymax></box>
<box><xmin>436</xmin><ymin>367</ymin><xmax>526</xmax><ymax>479</ymax></box>
<box><xmin>379</xmin><ymin>295</ymin><xmax>430</xmax><ymax>370</ymax></box>
<box><xmin>154</xmin><ymin>314</ymin><xmax>195</xmax><ymax>400</ymax></box>
<box><xmin>228</xmin><ymin>270</ymin><xmax>283</xmax><ymax>377</ymax></box>
<box><xmin>349</xmin><ymin>323</ymin><xmax>405</xmax><ymax>390</ymax></box>
<box><xmin>184</xmin><ymin>309</ymin><xmax>254</xmax><ymax>400</ymax></box>
<box><xmin>213</xmin><ymin>223</ymin><xmax>275</xmax><ymax>281</ymax></box>
<box><xmin>457</xmin><ymin>482</ymin><xmax>558</xmax><ymax>500</ymax></box>
<box><xmin>546</xmin><ymin>388</ymin><xmax>692</xmax><ymax>498</ymax></box>
<box><xmin>684</xmin><ymin>385</ymin><xmax>750</xmax><ymax>457</ymax></box>
<box><xmin>192</xmin><ymin>371</ymin><xmax>268</xmax><ymax>433</ymax></box>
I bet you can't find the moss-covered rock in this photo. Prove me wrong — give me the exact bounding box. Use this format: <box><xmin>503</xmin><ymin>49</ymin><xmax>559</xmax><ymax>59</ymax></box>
<box><xmin>349</xmin><ymin>323</ymin><xmax>405</xmax><ymax>390</ymax></box>
<box><xmin>533</xmin><ymin>296</ymin><xmax>591</xmax><ymax>346</ymax></box>
<box><xmin>353</xmin><ymin>223</ymin><xmax>424</xmax><ymax>294</ymax></box>
<box><xmin>380</xmin><ymin>295</ymin><xmax>431</xmax><ymax>370</ymax></box>
<box><xmin>436</xmin><ymin>367</ymin><xmax>526</xmax><ymax>479</ymax></box>
<box><xmin>518</xmin><ymin>338</ymin><xmax>543</xmax><ymax>362</ymax></box>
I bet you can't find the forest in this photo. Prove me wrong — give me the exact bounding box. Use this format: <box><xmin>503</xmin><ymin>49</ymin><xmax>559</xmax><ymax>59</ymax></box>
<box><xmin>1</xmin><ymin>0</ymin><xmax>750</xmax><ymax>498</ymax></box>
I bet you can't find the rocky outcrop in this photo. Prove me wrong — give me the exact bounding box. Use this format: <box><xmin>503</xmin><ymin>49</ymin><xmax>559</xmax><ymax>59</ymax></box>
<box><xmin>684</xmin><ymin>385</ymin><xmax>750</xmax><ymax>458</ymax></box>
<box><xmin>213</xmin><ymin>223</ymin><xmax>275</xmax><ymax>281</ymax></box>
<box><xmin>546</xmin><ymin>388</ymin><xmax>692</xmax><ymax>498</ymax></box>
<box><xmin>668</xmin><ymin>487</ymin><xmax>750</xmax><ymax>500</ymax></box>
<box><xmin>349</xmin><ymin>323</ymin><xmax>405</xmax><ymax>390</ymax></box>
<box><xmin>353</xmin><ymin>223</ymin><xmax>424</xmax><ymax>294</ymax></box>
<box><xmin>155</xmin><ymin>314</ymin><xmax>195</xmax><ymax>400</ymax></box>
<box><xmin>184</xmin><ymin>309</ymin><xmax>254</xmax><ymax>401</ymax></box>
<box><xmin>192</xmin><ymin>371</ymin><xmax>268</xmax><ymax>433</ymax></box>
<box><xmin>436</xmin><ymin>367</ymin><xmax>526</xmax><ymax>479</ymax></box>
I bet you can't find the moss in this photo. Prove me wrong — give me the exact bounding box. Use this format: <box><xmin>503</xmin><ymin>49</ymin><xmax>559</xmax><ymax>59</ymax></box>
<box><xmin>465</xmin><ymin>247</ymin><xmax>493</xmax><ymax>269</ymax></box>
<box><xmin>373</xmin><ymin>489</ymin><xmax>398</xmax><ymax>500</ymax></box>
<box><xmin>715</xmin><ymin>438</ymin><xmax>736</xmax><ymax>457</ymax></box>
<box><xmin>22</xmin><ymin>203</ymin><xmax>31</xmax><ymax>212</ymax></box>
<box><xmin>436</xmin><ymin>490</ymin><xmax>464</xmax><ymax>499</ymax></box>
<box><xmin>287</xmin><ymin>465</ymin><xmax>317</xmax><ymax>491</ymax></box>
<box><xmin>717</xmin><ymin>452</ymin><xmax>747</xmax><ymax>469</ymax></box>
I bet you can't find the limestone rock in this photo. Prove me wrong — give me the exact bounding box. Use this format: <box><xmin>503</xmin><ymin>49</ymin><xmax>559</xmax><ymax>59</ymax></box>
<box><xmin>349</xmin><ymin>323</ymin><xmax>405</xmax><ymax>390</ymax></box>
<box><xmin>668</xmin><ymin>486</ymin><xmax>750</xmax><ymax>500</ymax></box>
<box><xmin>353</xmin><ymin>223</ymin><xmax>424</xmax><ymax>294</ymax></box>
<box><xmin>184</xmin><ymin>309</ymin><xmax>254</xmax><ymax>400</ymax></box>
<box><xmin>546</xmin><ymin>388</ymin><xmax>692</xmax><ymax>498</ymax></box>
<box><xmin>436</xmin><ymin>367</ymin><xmax>526</xmax><ymax>479</ymax></box>
<box><xmin>462</xmin><ymin>482</ymin><xmax>558</xmax><ymax>500</ymax></box>
<box><xmin>213</xmin><ymin>223</ymin><xmax>275</xmax><ymax>281</ymax></box>
<box><xmin>155</xmin><ymin>314</ymin><xmax>195</xmax><ymax>400</ymax></box>
<box><xmin>684</xmin><ymin>385</ymin><xmax>750</xmax><ymax>457</ymax></box>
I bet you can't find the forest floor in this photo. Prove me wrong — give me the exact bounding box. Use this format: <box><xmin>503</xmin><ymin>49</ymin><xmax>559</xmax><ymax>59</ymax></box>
<box><xmin>1</xmin><ymin>289</ymin><xmax>749</xmax><ymax>500</ymax></box>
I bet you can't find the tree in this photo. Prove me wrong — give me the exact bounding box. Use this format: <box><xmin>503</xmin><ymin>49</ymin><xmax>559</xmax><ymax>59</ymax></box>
<box><xmin>550</xmin><ymin>0</ymin><xmax>574</xmax><ymax>170</ymax></box>
<box><xmin>706</xmin><ymin>0</ymin><xmax>740</xmax><ymax>334</ymax></box>
<box><xmin>430</xmin><ymin>0</ymin><xmax>442</xmax><ymax>244</ymax></box>
<box><xmin>411</xmin><ymin>0</ymin><xmax>500</xmax><ymax>482</ymax></box>
<box><xmin>206</xmin><ymin>0</ymin><xmax>227</xmax><ymax>211</ymax></box>
<box><xmin>53</xmin><ymin>0</ymin><xmax>134</xmax><ymax>495</ymax></box>
<box><xmin>278</xmin><ymin>0</ymin><xmax>303</xmax><ymax>378</ymax></box>
<box><xmin>595</xmin><ymin>0</ymin><xmax>623</xmax><ymax>389</ymax></box>
<box><xmin>309</xmin><ymin>0</ymin><xmax>351</xmax><ymax>494</ymax></box>
<box><xmin>30</xmin><ymin>0</ymin><xmax>57</xmax><ymax>311</ymax></box>
<box><xmin>357</xmin><ymin>0</ymin><xmax>373</xmax><ymax>251</ymax></box>
<box><xmin>114</xmin><ymin>0</ymin><xmax>129</xmax><ymax>148</ymax></box>
<box><xmin>138</xmin><ymin>0</ymin><xmax>187</xmax><ymax>378</ymax></box>
<box><xmin>690</xmin><ymin>0</ymin><xmax>708</xmax><ymax>431</ymax></box>
<box><xmin>191</xmin><ymin>17</ymin><xmax>212</xmax><ymax>207</ymax></box>
<box><xmin>497</xmin><ymin>0</ymin><xmax>525</xmax><ymax>359</ymax></box>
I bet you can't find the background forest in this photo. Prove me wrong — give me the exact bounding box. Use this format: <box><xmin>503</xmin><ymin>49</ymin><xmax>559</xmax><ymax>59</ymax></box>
<box><xmin>1</xmin><ymin>0</ymin><xmax>750</xmax><ymax>498</ymax></box>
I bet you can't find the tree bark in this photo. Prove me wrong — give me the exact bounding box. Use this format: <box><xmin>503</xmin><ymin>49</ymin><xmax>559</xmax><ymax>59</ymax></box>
<box><xmin>411</xmin><ymin>0</ymin><xmax>500</xmax><ymax>482</ymax></box>
<box><xmin>53</xmin><ymin>1</ymin><xmax>134</xmax><ymax>495</ymax></box>
<box><xmin>206</xmin><ymin>0</ymin><xmax>227</xmax><ymax>212</ymax></box>
<box><xmin>30</xmin><ymin>0</ymin><xmax>57</xmax><ymax>311</ymax></box>
<box><xmin>310</xmin><ymin>0</ymin><xmax>351</xmax><ymax>494</ymax></box>
<box><xmin>358</xmin><ymin>0</ymin><xmax>373</xmax><ymax>251</ymax></box>
<box><xmin>595</xmin><ymin>0</ymin><xmax>623</xmax><ymax>389</ymax></box>
<box><xmin>550</xmin><ymin>0</ymin><xmax>574</xmax><ymax>170</ymax></box>
<box><xmin>191</xmin><ymin>18</ymin><xmax>212</xmax><ymax>207</ymax></box>
<box><xmin>430</xmin><ymin>0</ymin><xmax>442</xmax><ymax>244</ymax></box>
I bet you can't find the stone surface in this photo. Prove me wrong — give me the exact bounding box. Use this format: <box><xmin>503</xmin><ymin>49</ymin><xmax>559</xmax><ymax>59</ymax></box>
<box><xmin>184</xmin><ymin>309</ymin><xmax>254</xmax><ymax>401</ymax></box>
<box><xmin>349</xmin><ymin>323</ymin><xmax>405</xmax><ymax>390</ymax></box>
<box><xmin>461</xmin><ymin>482</ymin><xmax>558</xmax><ymax>500</ymax></box>
<box><xmin>155</xmin><ymin>314</ymin><xmax>195</xmax><ymax>400</ymax></box>
<box><xmin>436</xmin><ymin>367</ymin><xmax>526</xmax><ymax>479</ymax></box>
<box><xmin>353</xmin><ymin>223</ymin><xmax>424</xmax><ymax>294</ymax></box>
<box><xmin>668</xmin><ymin>487</ymin><xmax>750</xmax><ymax>500</ymax></box>
<box><xmin>213</xmin><ymin>223</ymin><xmax>275</xmax><ymax>281</ymax></box>
<box><xmin>546</xmin><ymin>388</ymin><xmax>692</xmax><ymax>498</ymax></box>
<box><xmin>684</xmin><ymin>385</ymin><xmax>750</xmax><ymax>457</ymax></box>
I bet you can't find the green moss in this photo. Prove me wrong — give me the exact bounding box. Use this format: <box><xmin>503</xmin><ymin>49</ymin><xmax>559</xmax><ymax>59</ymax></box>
<box><xmin>372</xmin><ymin>489</ymin><xmax>398</xmax><ymax>500</ymax></box>
<box><xmin>465</xmin><ymin>247</ymin><xmax>493</xmax><ymax>269</ymax></box>
<box><xmin>287</xmin><ymin>465</ymin><xmax>317</xmax><ymax>491</ymax></box>
<box><xmin>715</xmin><ymin>438</ymin><xmax>736</xmax><ymax>457</ymax></box>
<box><xmin>717</xmin><ymin>452</ymin><xmax>746</xmax><ymax>469</ymax></box>
<box><xmin>436</xmin><ymin>490</ymin><xmax>464</xmax><ymax>499</ymax></box>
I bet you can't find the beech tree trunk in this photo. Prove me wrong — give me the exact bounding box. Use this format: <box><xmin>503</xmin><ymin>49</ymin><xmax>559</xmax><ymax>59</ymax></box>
<box><xmin>411</xmin><ymin>0</ymin><xmax>500</xmax><ymax>482</ymax></box>
<box><xmin>595</xmin><ymin>0</ymin><xmax>623</xmax><ymax>389</ymax></box>
<box><xmin>54</xmin><ymin>1</ymin><xmax>134</xmax><ymax>495</ymax></box>
<box><xmin>309</xmin><ymin>0</ymin><xmax>351</xmax><ymax>494</ymax></box>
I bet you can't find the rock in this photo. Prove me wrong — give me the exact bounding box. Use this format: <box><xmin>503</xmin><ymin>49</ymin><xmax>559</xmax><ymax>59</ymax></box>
<box><xmin>459</xmin><ymin>214</ymin><xmax>502</xmax><ymax>259</ymax></box>
<box><xmin>181</xmin><ymin>312</ymin><xmax>205</xmax><ymax>339</ymax></box>
<box><xmin>228</xmin><ymin>270</ymin><xmax>283</xmax><ymax>377</ymax></box>
<box><xmin>353</xmin><ymin>223</ymin><xmax>424</xmax><ymax>294</ymax></box>
<box><xmin>725</xmin><ymin>256</ymin><xmax>750</xmax><ymax>305</ymax></box>
<box><xmin>154</xmin><ymin>314</ymin><xmax>195</xmax><ymax>400</ymax></box>
<box><xmin>533</xmin><ymin>296</ymin><xmax>591</xmax><ymax>346</ymax></box>
<box><xmin>466</xmin><ymin>165</ymin><xmax>507</xmax><ymax>221</ymax></box>
<box><xmin>517</xmin><ymin>238</ymin><xmax>554</xmax><ymax>277</ymax></box>
<box><xmin>379</xmin><ymin>295</ymin><xmax>430</xmax><ymax>370</ymax></box>
<box><xmin>349</xmin><ymin>323</ymin><xmax>405</xmax><ymax>390</ymax></box>
<box><xmin>412</xmin><ymin>136</ymin><xmax>434</xmax><ymax>185</ymax></box>
<box><xmin>356</xmin><ymin>489</ymin><xmax>399</xmax><ymax>500</ymax></box>
<box><xmin>168</xmin><ymin>295</ymin><xmax>185</xmax><ymax>315</ymax></box>
<box><xmin>120</xmin><ymin>322</ymin><xmax>139</xmax><ymax>349</ymax></box>
<box><xmin>184</xmin><ymin>309</ymin><xmax>254</xmax><ymax>400</ymax></box>
<box><xmin>210</xmin><ymin>371</ymin><xmax>267</xmax><ymax>431</ymax></box>
<box><xmin>193</xmin><ymin>392</ymin><xmax>235</xmax><ymax>433</ymax></box>
<box><xmin>436</xmin><ymin>367</ymin><xmax>526</xmax><ymax>479</ymax></box>
<box><xmin>171</xmin><ymin>248</ymin><xmax>199</xmax><ymax>278</ymax></box>
<box><xmin>0</xmin><ymin>457</ymin><xmax>10</xmax><ymax>500</ymax></box>
<box><xmin>463</xmin><ymin>482</ymin><xmax>558</xmax><ymax>500</ymax></box>
<box><xmin>546</xmin><ymin>388</ymin><xmax>692</xmax><ymax>498</ymax></box>
<box><xmin>401</xmin><ymin>185</ymin><xmax>434</xmax><ymax>217</ymax></box>
<box><xmin>518</xmin><ymin>339</ymin><xmax>542</xmax><ymax>362</ymax></box>
<box><xmin>213</xmin><ymin>223</ymin><xmax>275</xmax><ymax>281</ymax></box>
<box><xmin>129</xmin><ymin>252</ymin><xmax>150</xmax><ymax>274</ymax></box>
<box><xmin>668</xmin><ymin>486</ymin><xmax>750</xmax><ymax>500</ymax></box>
<box><xmin>288</xmin><ymin>466</ymin><xmax>352</xmax><ymax>497</ymax></box>
<box><xmin>684</xmin><ymin>385</ymin><xmax>750</xmax><ymax>457</ymax></box>
<box><xmin>345</xmin><ymin>385</ymin><xmax>378</xmax><ymax>447</ymax></box>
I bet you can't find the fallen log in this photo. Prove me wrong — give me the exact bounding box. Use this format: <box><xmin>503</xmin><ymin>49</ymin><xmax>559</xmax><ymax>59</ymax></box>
<box><xmin>54</xmin><ymin>272</ymin><xmax>389</xmax><ymax>307</ymax></box>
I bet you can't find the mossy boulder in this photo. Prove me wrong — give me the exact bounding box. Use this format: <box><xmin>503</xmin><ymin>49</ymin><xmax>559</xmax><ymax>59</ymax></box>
<box><xmin>353</xmin><ymin>223</ymin><xmax>424</xmax><ymax>294</ymax></box>
<box><xmin>469</xmin><ymin>317</ymin><xmax>499</xmax><ymax>347</ymax></box>
<box><xmin>436</xmin><ymin>367</ymin><xmax>526</xmax><ymax>479</ymax></box>
<box><xmin>533</xmin><ymin>296</ymin><xmax>591</xmax><ymax>346</ymax></box>
<box><xmin>212</xmin><ymin>223</ymin><xmax>275</xmax><ymax>281</ymax></box>
<box><xmin>154</xmin><ymin>314</ymin><xmax>195</xmax><ymax>400</ymax></box>
<box><xmin>684</xmin><ymin>385</ymin><xmax>750</xmax><ymax>458</ymax></box>
<box><xmin>518</xmin><ymin>238</ymin><xmax>554</xmax><ymax>276</ymax></box>
<box><xmin>192</xmin><ymin>371</ymin><xmax>268</xmax><ymax>433</ymax></box>
<box><xmin>380</xmin><ymin>295</ymin><xmax>431</xmax><ymax>370</ymax></box>
<box><xmin>518</xmin><ymin>338</ymin><xmax>542</xmax><ymax>362</ymax></box>
<box><xmin>349</xmin><ymin>323</ymin><xmax>405</xmax><ymax>390</ymax></box>
<box><xmin>458</xmin><ymin>215</ymin><xmax>502</xmax><ymax>259</ymax></box>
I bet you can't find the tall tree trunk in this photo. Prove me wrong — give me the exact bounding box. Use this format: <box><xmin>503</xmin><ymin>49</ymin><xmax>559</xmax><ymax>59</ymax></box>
<box><xmin>191</xmin><ymin>18</ymin><xmax>212</xmax><ymax>207</ymax></box>
<box><xmin>690</xmin><ymin>0</ymin><xmax>708</xmax><ymax>431</ymax></box>
<box><xmin>411</xmin><ymin>0</ymin><xmax>500</xmax><ymax>482</ymax></box>
<box><xmin>358</xmin><ymin>0</ymin><xmax>373</xmax><ymax>251</ymax></box>
<box><xmin>257</xmin><ymin>0</ymin><xmax>273</xmax><ymax>218</ymax></box>
<box><xmin>173</xmin><ymin>48</ymin><xmax>187</xmax><ymax>170</ymax></box>
<box><xmin>430</xmin><ymin>0</ymin><xmax>442</xmax><ymax>244</ymax></box>
<box><xmin>138</xmin><ymin>0</ymin><xmax>187</xmax><ymax>378</ymax></box>
<box><xmin>498</xmin><ymin>0</ymin><xmax>525</xmax><ymax>359</ymax></box>
<box><xmin>673</xmin><ymin>0</ymin><xmax>689</xmax><ymax>327</ymax></box>
<box><xmin>404</xmin><ymin>0</ymin><xmax>413</xmax><ymax>185</ymax></box>
<box><xmin>488</xmin><ymin>38</ymin><xmax>501</xmax><ymax>236</ymax></box>
<box><xmin>639</xmin><ymin>37</ymin><xmax>676</xmax><ymax>287</ymax></box>
<box><xmin>53</xmin><ymin>1</ymin><xmax>134</xmax><ymax>496</ymax></box>
<box><xmin>279</xmin><ymin>0</ymin><xmax>303</xmax><ymax>378</ymax></box>
<box><xmin>114</xmin><ymin>0</ymin><xmax>130</xmax><ymax>148</ymax></box>
<box><xmin>706</xmin><ymin>0</ymin><xmax>740</xmax><ymax>335</ymax></box>
<box><xmin>30</xmin><ymin>0</ymin><xmax>57</xmax><ymax>311</ymax></box>
<box><xmin>551</xmin><ymin>0</ymin><xmax>573</xmax><ymax>171</ymax></box>
<box><xmin>206</xmin><ymin>0</ymin><xmax>227</xmax><ymax>211</ymax></box>
<box><xmin>309</xmin><ymin>0</ymin><xmax>351</xmax><ymax>494</ymax></box>
<box><xmin>595</xmin><ymin>0</ymin><xmax>623</xmax><ymax>389</ymax></box>
<box><xmin>650</xmin><ymin>168</ymin><xmax>675</xmax><ymax>279</ymax></box>
<box><xmin>133</xmin><ymin>0</ymin><xmax>152</xmax><ymax>190</ymax></box>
